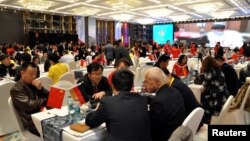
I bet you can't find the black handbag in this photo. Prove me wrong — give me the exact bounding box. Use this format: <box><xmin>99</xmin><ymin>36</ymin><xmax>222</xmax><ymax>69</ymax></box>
<box><xmin>194</xmin><ymin>73</ymin><xmax>204</xmax><ymax>85</ymax></box>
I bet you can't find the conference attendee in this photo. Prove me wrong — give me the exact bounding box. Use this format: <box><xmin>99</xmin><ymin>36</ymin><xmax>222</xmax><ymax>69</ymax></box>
<box><xmin>215</xmin><ymin>42</ymin><xmax>224</xmax><ymax>57</ymax></box>
<box><xmin>48</xmin><ymin>53</ymin><xmax>68</xmax><ymax>84</ymax></box>
<box><xmin>214</xmin><ymin>56</ymin><xmax>239</xmax><ymax>96</ymax></box>
<box><xmin>108</xmin><ymin>58</ymin><xmax>130</xmax><ymax>86</ymax></box>
<box><xmin>59</xmin><ymin>50</ymin><xmax>74</xmax><ymax>64</ymax></box>
<box><xmin>239</xmin><ymin>62</ymin><xmax>250</xmax><ymax>87</ymax></box>
<box><xmin>14</xmin><ymin>53</ymin><xmax>40</xmax><ymax>82</ymax></box>
<box><xmin>154</xmin><ymin>54</ymin><xmax>170</xmax><ymax>69</ymax></box>
<box><xmin>0</xmin><ymin>54</ymin><xmax>15</xmax><ymax>77</ymax></box>
<box><xmin>10</xmin><ymin>62</ymin><xmax>49</xmax><ymax>136</ymax></box>
<box><xmin>201</xmin><ymin>56</ymin><xmax>229</xmax><ymax>124</ymax></box>
<box><xmin>77</xmin><ymin>62</ymin><xmax>112</xmax><ymax>101</ymax></box>
<box><xmin>172</xmin><ymin>54</ymin><xmax>189</xmax><ymax>77</ymax></box>
<box><xmin>115</xmin><ymin>39</ymin><xmax>133</xmax><ymax>66</ymax></box>
<box><xmin>144</xmin><ymin>67</ymin><xmax>185</xmax><ymax>141</ymax></box>
<box><xmin>104</xmin><ymin>41</ymin><xmax>115</xmax><ymax>66</ymax></box>
<box><xmin>86</xmin><ymin>69</ymin><xmax>151</xmax><ymax>141</ymax></box>
<box><xmin>162</xmin><ymin>68</ymin><xmax>200</xmax><ymax>117</ymax></box>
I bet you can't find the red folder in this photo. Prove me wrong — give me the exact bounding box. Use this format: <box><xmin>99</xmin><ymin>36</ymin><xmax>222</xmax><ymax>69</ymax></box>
<box><xmin>47</xmin><ymin>87</ymin><xmax>65</xmax><ymax>109</ymax></box>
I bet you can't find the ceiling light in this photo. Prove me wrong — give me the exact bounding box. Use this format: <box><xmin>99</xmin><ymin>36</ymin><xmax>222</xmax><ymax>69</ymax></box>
<box><xmin>188</xmin><ymin>2</ymin><xmax>224</xmax><ymax>13</ymax></box>
<box><xmin>71</xmin><ymin>7</ymin><xmax>100</xmax><ymax>16</ymax></box>
<box><xmin>19</xmin><ymin>0</ymin><xmax>53</xmax><ymax>11</ymax></box>
<box><xmin>147</xmin><ymin>0</ymin><xmax>161</xmax><ymax>4</ymax></box>
<box><xmin>169</xmin><ymin>15</ymin><xmax>191</xmax><ymax>21</ymax></box>
<box><xmin>135</xmin><ymin>18</ymin><xmax>155</xmax><ymax>25</ymax></box>
<box><xmin>0</xmin><ymin>0</ymin><xmax>6</xmax><ymax>3</ymax></box>
<box><xmin>109</xmin><ymin>13</ymin><xmax>134</xmax><ymax>21</ymax></box>
<box><xmin>210</xmin><ymin>11</ymin><xmax>235</xmax><ymax>19</ymax></box>
<box><xmin>143</xmin><ymin>8</ymin><xmax>173</xmax><ymax>18</ymax></box>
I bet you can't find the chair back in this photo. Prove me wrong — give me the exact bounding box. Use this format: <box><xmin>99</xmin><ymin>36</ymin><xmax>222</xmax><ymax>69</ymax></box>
<box><xmin>36</xmin><ymin>76</ymin><xmax>53</xmax><ymax>91</ymax></box>
<box><xmin>53</xmin><ymin>81</ymin><xmax>74</xmax><ymax>106</ymax></box>
<box><xmin>0</xmin><ymin>81</ymin><xmax>19</xmax><ymax>136</ymax></box>
<box><xmin>68</xmin><ymin>61</ymin><xmax>77</xmax><ymax>70</ymax></box>
<box><xmin>8</xmin><ymin>97</ymin><xmax>41</xmax><ymax>141</ymax></box>
<box><xmin>182</xmin><ymin>107</ymin><xmax>204</xmax><ymax>136</ymax></box>
<box><xmin>58</xmin><ymin>72</ymin><xmax>75</xmax><ymax>83</ymax></box>
<box><xmin>211</xmin><ymin>95</ymin><xmax>234</xmax><ymax>124</ymax></box>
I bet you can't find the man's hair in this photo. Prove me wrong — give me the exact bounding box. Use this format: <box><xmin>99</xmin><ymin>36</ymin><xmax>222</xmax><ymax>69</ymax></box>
<box><xmin>87</xmin><ymin>62</ymin><xmax>103</xmax><ymax>73</ymax></box>
<box><xmin>112</xmin><ymin>69</ymin><xmax>134</xmax><ymax>91</ymax></box>
<box><xmin>214</xmin><ymin>55</ymin><xmax>225</xmax><ymax>62</ymax></box>
<box><xmin>21</xmin><ymin>62</ymin><xmax>37</xmax><ymax>72</ymax></box>
<box><xmin>48</xmin><ymin>53</ymin><xmax>60</xmax><ymax>63</ymax></box>
<box><xmin>20</xmin><ymin>53</ymin><xmax>31</xmax><ymax>62</ymax></box>
<box><xmin>145</xmin><ymin>67</ymin><xmax>167</xmax><ymax>86</ymax></box>
<box><xmin>0</xmin><ymin>54</ymin><xmax>9</xmax><ymax>61</ymax></box>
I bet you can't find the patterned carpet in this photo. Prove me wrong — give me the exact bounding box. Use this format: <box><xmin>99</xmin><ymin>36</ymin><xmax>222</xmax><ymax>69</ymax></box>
<box><xmin>0</xmin><ymin>131</ymin><xmax>22</xmax><ymax>141</ymax></box>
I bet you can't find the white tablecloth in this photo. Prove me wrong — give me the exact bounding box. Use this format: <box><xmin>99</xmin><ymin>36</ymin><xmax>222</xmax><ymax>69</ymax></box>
<box><xmin>234</xmin><ymin>61</ymin><xmax>249</xmax><ymax>78</ymax></box>
<box><xmin>188</xmin><ymin>84</ymin><xmax>204</xmax><ymax>103</ymax></box>
<box><xmin>31</xmin><ymin>107</ymin><xmax>107</xmax><ymax>141</ymax></box>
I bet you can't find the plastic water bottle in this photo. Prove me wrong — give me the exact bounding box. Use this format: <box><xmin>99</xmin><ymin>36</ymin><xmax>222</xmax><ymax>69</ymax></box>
<box><xmin>68</xmin><ymin>95</ymin><xmax>75</xmax><ymax>119</ymax></box>
<box><xmin>6</xmin><ymin>69</ymin><xmax>10</xmax><ymax>81</ymax></box>
<box><xmin>73</xmin><ymin>99</ymin><xmax>82</xmax><ymax>122</ymax></box>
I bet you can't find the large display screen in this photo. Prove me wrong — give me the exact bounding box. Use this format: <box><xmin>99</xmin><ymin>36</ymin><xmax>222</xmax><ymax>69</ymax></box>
<box><xmin>174</xmin><ymin>20</ymin><xmax>250</xmax><ymax>49</ymax></box>
<box><xmin>153</xmin><ymin>24</ymin><xmax>174</xmax><ymax>45</ymax></box>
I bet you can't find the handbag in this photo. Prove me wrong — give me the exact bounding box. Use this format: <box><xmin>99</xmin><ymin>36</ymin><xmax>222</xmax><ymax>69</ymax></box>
<box><xmin>194</xmin><ymin>73</ymin><xmax>204</xmax><ymax>85</ymax></box>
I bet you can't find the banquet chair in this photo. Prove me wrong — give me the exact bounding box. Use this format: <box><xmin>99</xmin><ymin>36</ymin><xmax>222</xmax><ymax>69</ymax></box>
<box><xmin>68</xmin><ymin>61</ymin><xmax>77</xmax><ymax>70</ymax></box>
<box><xmin>8</xmin><ymin>97</ymin><xmax>41</xmax><ymax>141</ymax></box>
<box><xmin>0</xmin><ymin>81</ymin><xmax>17</xmax><ymax>136</ymax></box>
<box><xmin>194</xmin><ymin>95</ymin><xmax>235</xmax><ymax>141</ymax></box>
<box><xmin>210</xmin><ymin>95</ymin><xmax>234</xmax><ymax>124</ymax></box>
<box><xmin>169</xmin><ymin>107</ymin><xmax>204</xmax><ymax>141</ymax></box>
<box><xmin>35</xmin><ymin>76</ymin><xmax>53</xmax><ymax>91</ymax></box>
<box><xmin>182</xmin><ymin>107</ymin><xmax>204</xmax><ymax>136</ymax></box>
<box><xmin>58</xmin><ymin>72</ymin><xmax>75</xmax><ymax>84</ymax></box>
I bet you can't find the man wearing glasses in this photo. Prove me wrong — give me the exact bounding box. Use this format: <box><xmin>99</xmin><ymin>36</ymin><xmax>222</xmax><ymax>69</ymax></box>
<box><xmin>77</xmin><ymin>62</ymin><xmax>112</xmax><ymax>103</ymax></box>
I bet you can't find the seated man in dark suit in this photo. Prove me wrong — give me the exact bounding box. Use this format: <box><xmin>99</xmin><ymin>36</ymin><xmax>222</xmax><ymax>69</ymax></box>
<box><xmin>10</xmin><ymin>62</ymin><xmax>49</xmax><ymax>136</ymax></box>
<box><xmin>86</xmin><ymin>69</ymin><xmax>151</xmax><ymax>141</ymax></box>
<box><xmin>77</xmin><ymin>62</ymin><xmax>112</xmax><ymax>102</ymax></box>
<box><xmin>162</xmin><ymin>68</ymin><xmax>201</xmax><ymax>117</ymax></box>
<box><xmin>144</xmin><ymin>67</ymin><xmax>185</xmax><ymax>141</ymax></box>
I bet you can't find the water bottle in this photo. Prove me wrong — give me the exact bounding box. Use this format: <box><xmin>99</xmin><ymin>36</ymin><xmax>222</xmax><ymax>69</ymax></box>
<box><xmin>6</xmin><ymin>68</ymin><xmax>10</xmax><ymax>81</ymax></box>
<box><xmin>73</xmin><ymin>99</ymin><xmax>82</xmax><ymax>122</ymax></box>
<box><xmin>68</xmin><ymin>95</ymin><xmax>75</xmax><ymax>119</ymax></box>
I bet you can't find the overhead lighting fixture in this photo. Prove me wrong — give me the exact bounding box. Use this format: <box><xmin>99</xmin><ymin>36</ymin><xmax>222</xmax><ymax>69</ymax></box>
<box><xmin>210</xmin><ymin>11</ymin><xmax>235</xmax><ymax>19</ymax></box>
<box><xmin>0</xmin><ymin>0</ymin><xmax>6</xmax><ymax>3</ymax></box>
<box><xmin>188</xmin><ymin>2</ymin><xmax>224</xmax><ymax>13</ymax></box>
<box><xmin>147</xmin><ymin>0</ymin><xmax>161</xmax><ymax>4</ymax></box>
<box><xmin>143</xmin><ymin>8</ymin><xmax>173</xmax><ymax>18</ymax></box>
<box><xmin>19</xmin><ymin>0</ymin><xmax>53</xmax><ymax>11</ymax></box>
<box><xmin>109</xmin><ymin>13</ymin><xmax>134</xmax><ymax>21</ymax></box>
<box><xmin>169</xmin><ymin>15</ymin><xmax>191</xmax><ymax>21</ymax></box>
<box><xmin>230</xmin><ymin>0</ymin><xmax>249</xmax><ymax>14</ymax></box>
<box><xmin>135</xmin><ymin>18</ymin><xmax>155</xmax><ymax>25</ymax></box>
<box><xmin>71</xmin><ymin>6</ymin><xmax>100</xmax><ymax>16</ymax></box>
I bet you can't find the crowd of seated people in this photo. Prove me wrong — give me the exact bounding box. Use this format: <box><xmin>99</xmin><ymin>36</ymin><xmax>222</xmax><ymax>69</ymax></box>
<box><xmin>1</xmin><ymin>39</ymin><xmax>250</xmax><ymax>141</ymax></box>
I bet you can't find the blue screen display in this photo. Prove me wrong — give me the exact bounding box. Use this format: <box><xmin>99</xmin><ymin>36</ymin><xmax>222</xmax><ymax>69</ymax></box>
<box><xmin>153</xmin><ymin>24</ymin><xmax>173</xmax><ymax>44</ymax></box>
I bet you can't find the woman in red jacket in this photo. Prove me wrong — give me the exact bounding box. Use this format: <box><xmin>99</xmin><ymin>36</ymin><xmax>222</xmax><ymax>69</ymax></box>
<box><xmin>172</xmin><ymin>54</ymin><xmax>189</xmax><ymax>77</ymax></box>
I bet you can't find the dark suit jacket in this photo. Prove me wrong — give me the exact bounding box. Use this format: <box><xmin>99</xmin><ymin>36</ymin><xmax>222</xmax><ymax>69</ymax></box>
<box><xmin>0</xmin><ymin>63</ymin><xmax>15</xmax><ymax>77</ymax></box>
<box><xmin>77</xmin><ymin>74</ymin><xmax>112</xmax><ymax>101</ymax></box>
<box><xmin>86</xmin><ymin>91</ymin><xmax>151</xmax><ymax>141</ymax></box>
<box><xmin>10</xmin><ymin>80</ymin><xmax>49</xmax><ymax>131</ymax></box>
<box><xmin>150</xmin><ymin>84</ymin><xmax>185</xmax><ymax>141</ymax></box>
<box><xmin>171</xmin><ymin>78</ymin><xmax>201</xmax><ymax>117</ymax></box>
<box><xmin>221</xmin><ymin>63</ymin><xmax>239</xmax><ymax>96</ymax></box>
<box><xmin>115</xmin><ymin>46</ymin><xmax>133</xmax><ymax>66</ymax></box>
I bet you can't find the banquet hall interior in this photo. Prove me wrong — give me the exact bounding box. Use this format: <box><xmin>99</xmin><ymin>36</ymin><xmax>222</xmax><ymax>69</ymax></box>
<box><xmin>0</xmin><ymin>0</ymin><xmax>250</xmax><ymax>141</ymax></box>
